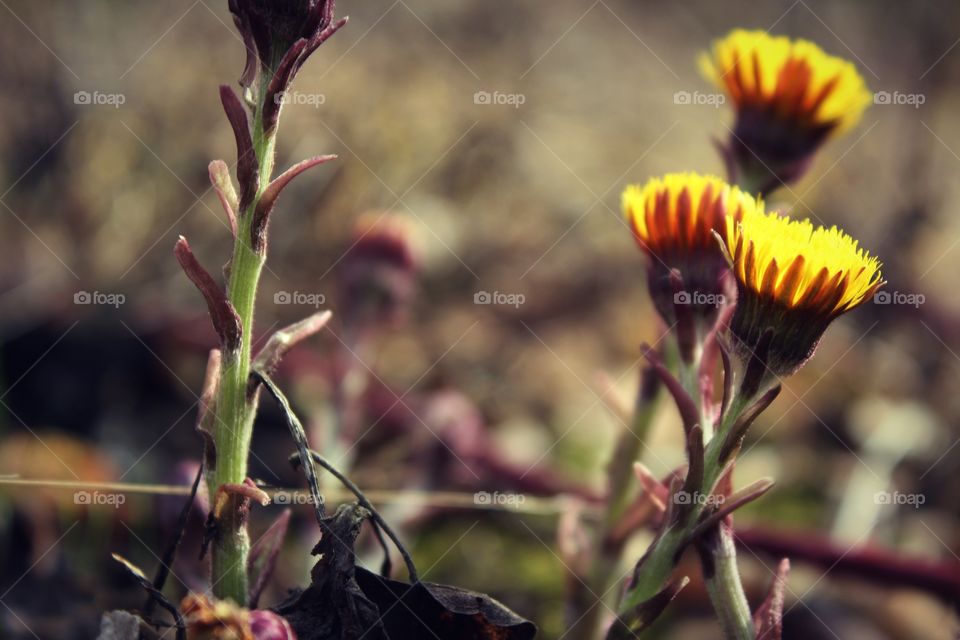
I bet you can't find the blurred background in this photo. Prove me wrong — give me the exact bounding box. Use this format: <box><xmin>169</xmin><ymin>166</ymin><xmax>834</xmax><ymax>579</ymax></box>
<box><xmin>0</xmin><ymin>0</ymin><xmax>959</xmax><ymax>638</ymax></box>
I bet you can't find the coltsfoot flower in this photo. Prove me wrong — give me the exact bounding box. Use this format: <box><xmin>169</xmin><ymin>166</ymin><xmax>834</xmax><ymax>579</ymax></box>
<box><xmin>723</xmin><ymin>208</ymin><xmax>883</xmax><ymax>390</ymax></box>
<box><xmin>701</xmin><ymin>29</ymin><xmax>871</xmax><ymax>194</ymax></box>
<box><xmin>623</xmin><ymin>173</ymin><xmax>760</xmax><ymax>330</ymax></box>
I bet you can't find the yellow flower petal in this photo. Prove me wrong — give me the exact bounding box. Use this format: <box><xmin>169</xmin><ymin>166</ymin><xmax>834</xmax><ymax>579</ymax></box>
<box><xmin>623</xmin><ymin>172</ymin><xmax>762</xmax><ymax>259</ymax></box>
<box><xmin>725</xmin><ymin>208</ymin><xmax>883</xmax><ymax>317</ymax></box>
<box><xmin>700</xmin><ymin>29</ymin><xmax>871</xmax><ymax>134</ymax></box>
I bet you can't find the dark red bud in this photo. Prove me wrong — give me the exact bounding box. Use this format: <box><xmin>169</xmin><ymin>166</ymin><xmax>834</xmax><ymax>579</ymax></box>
<box><xmin>228</xmin><ymin>0</ymin><xmax>341</xmax><ymax>91</ymax></box>
<box><xmin>250</xmin><ymin>610</ymin><xmax>297</xmax><ymax>639</ymax></box>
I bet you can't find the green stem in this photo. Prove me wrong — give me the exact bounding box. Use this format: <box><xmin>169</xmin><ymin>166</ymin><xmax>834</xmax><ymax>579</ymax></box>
<box><xmin>208</xmin><ymin>88</ymin><xmax>276</xmax><ymax>604</ymax></box>
<box><xmin>698</xmin><ymin>392</ymin><xmax>754</xmax><ymax>639</ymax></box>
<box><xmin>703</xmin><ymin>525</ymin><xmax>755</xmax><ymax>640</ymax></box>
<box><xmin>617</xmin><ymin>393</ymin><xmax>751</xmax><ymax>634</ymax></box>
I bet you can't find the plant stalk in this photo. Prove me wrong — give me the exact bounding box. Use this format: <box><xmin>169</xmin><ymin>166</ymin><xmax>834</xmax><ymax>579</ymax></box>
<box><xmin>702</xmin><ymin>523</ymin><xmax>755</xmax><ymax>640</ymax></box>
<box><xmin>679</xmin><ymin>353</ymin><xmax>754</xmax><ymax>638</ymax></box>
<box><xmin>208</xmin><ymin>89</ymin><xmax>277</xmax><ymax>604</ymax></box>
<box><xmin>617</xmin><ymin>390</ymin><xmax>754</xmax><ymax>639</ymax></box>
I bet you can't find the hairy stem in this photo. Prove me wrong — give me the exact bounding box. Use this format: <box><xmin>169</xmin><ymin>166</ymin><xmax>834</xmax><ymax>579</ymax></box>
<box><xmin>617</xmin><ymin>393</ymin><xmax>750</xmax><ymax>631</ymax></box>
<box><xmin>702</xmin><ymin>524</ymin><xmax>755</xmax><ymax>640</ymax></box>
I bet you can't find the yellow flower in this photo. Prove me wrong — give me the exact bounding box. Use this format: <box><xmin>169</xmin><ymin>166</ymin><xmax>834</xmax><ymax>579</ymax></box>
<box><xmin>622</xmin><ymin>173</ymin><xmax>761</xmax><ymax>330</ymax></box>
<box><xmin>723</xmin><ymin>208</ymin><xmax>883</xmax><ymax>381</ymax></box>
<box><xmin>624</xmin><ymin>173</ymin><xmax>760</xmax><ymax>260</ymax></box>
<box><xmin>702</xmin><ymin>29</ymin><xmax>870</xmax><ymax>134</ymax></box>
<box><xmin>700</xmin><ymin>30</ymin><xmax>871</xmax><ymax>193</ymax></box>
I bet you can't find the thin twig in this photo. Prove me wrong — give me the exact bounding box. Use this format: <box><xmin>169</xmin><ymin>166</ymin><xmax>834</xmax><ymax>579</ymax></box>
<box><xmin>252</xmin><ymin>371</ymin><xmax>326</xmax><ymax>522</ymax></box>
<box><xmin>293</xmin><ymin>449</ymin><xmax>419</xmax><ymax>582</ymax></box>
<box><xmin>144</xmin><ymin>461</ymin><xmax>203</xmax><ymax>617</ymax></box>
<box><xmin>112</xmin><ymin>553</ymin><xmax>185</xmax><ymax>640</ymax></box>
<box><xmin>369</xmin><ymin>515</ymin><xmax>393</xmax><ymax>577</ymax></box>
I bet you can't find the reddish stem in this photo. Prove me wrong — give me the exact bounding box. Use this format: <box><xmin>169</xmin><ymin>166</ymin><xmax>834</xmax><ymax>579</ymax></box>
<box><xmin>736</xmin><ymin>526</ymin><xmax>960</xmax><ymax>606</ymax></box>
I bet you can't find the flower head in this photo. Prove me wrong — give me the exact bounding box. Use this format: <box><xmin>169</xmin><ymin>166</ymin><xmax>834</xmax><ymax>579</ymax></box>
<box><xmin>701</xmin><ymin>30</ymin><xmax>871</xmax><ymax>193</ymax></box>
<box><xmin>623</xmin><ymin>173</ymin><xmax>761</xmax><ymax>327</ymax></box>
<box><xmin>723</xmin><ymin>208</ymin><xmax>883</xmax><ymax>384</ymax></box>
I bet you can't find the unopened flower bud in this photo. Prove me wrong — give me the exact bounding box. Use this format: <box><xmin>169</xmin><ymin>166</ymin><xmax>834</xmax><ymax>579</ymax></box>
<box><xmin>229</xmin><ymin>0</ymin><xmax>333</xmax><ymax>81</ymax></box>
<box><xmin>250</xmin><ymin>610</ymin><xmax>297</xmax><ymax>639</ymax></box>
<box><xmin>336</xmin><ymin>212</ymin><xmax>419</xmax><ymax>332</ymax></box>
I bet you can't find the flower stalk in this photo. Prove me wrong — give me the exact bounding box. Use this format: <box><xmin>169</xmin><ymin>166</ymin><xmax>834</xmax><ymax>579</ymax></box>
<box><xmin>612</xmin><ymin>175</ymin><xmax>879</xmax><ymax>637</ymax></box>
<box><xmin>610</xmin><ymin>30</ymin><xmax>881</xmax><ymax>628</ymax></box>
<box><xmin>698</xmin><ymin>522</ymin><xmax>754</xmax><ymax>640</ymax></box>
<box><xmin>208</xmin><ymin>115</ymin><xmax>275</xmax><ymax>603</ymax></box>
<box><xmin>617</xmin><ymin>391</ymin><xmax>750</xmax><ymax>608</ymax></box>
<box><xmin>173</xmin><ymin>0</ymin><xmax>346</xmax><ymax>605</ymax></box>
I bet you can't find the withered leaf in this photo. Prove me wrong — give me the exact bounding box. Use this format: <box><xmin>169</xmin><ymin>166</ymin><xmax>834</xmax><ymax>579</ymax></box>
<box><xmin>276</xmin><ymin>503</ymin><xmax>536</xmax><ymax>640</ymax></box>
<box><xmin>353</xmin><ymin>568</ymin><xmax>537</xmax><ymax>640</ymax></box>
<box><xmin>277</xmin><ymin>504</ymin><xmax>385</xmax><ymax>639</ymax></box>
